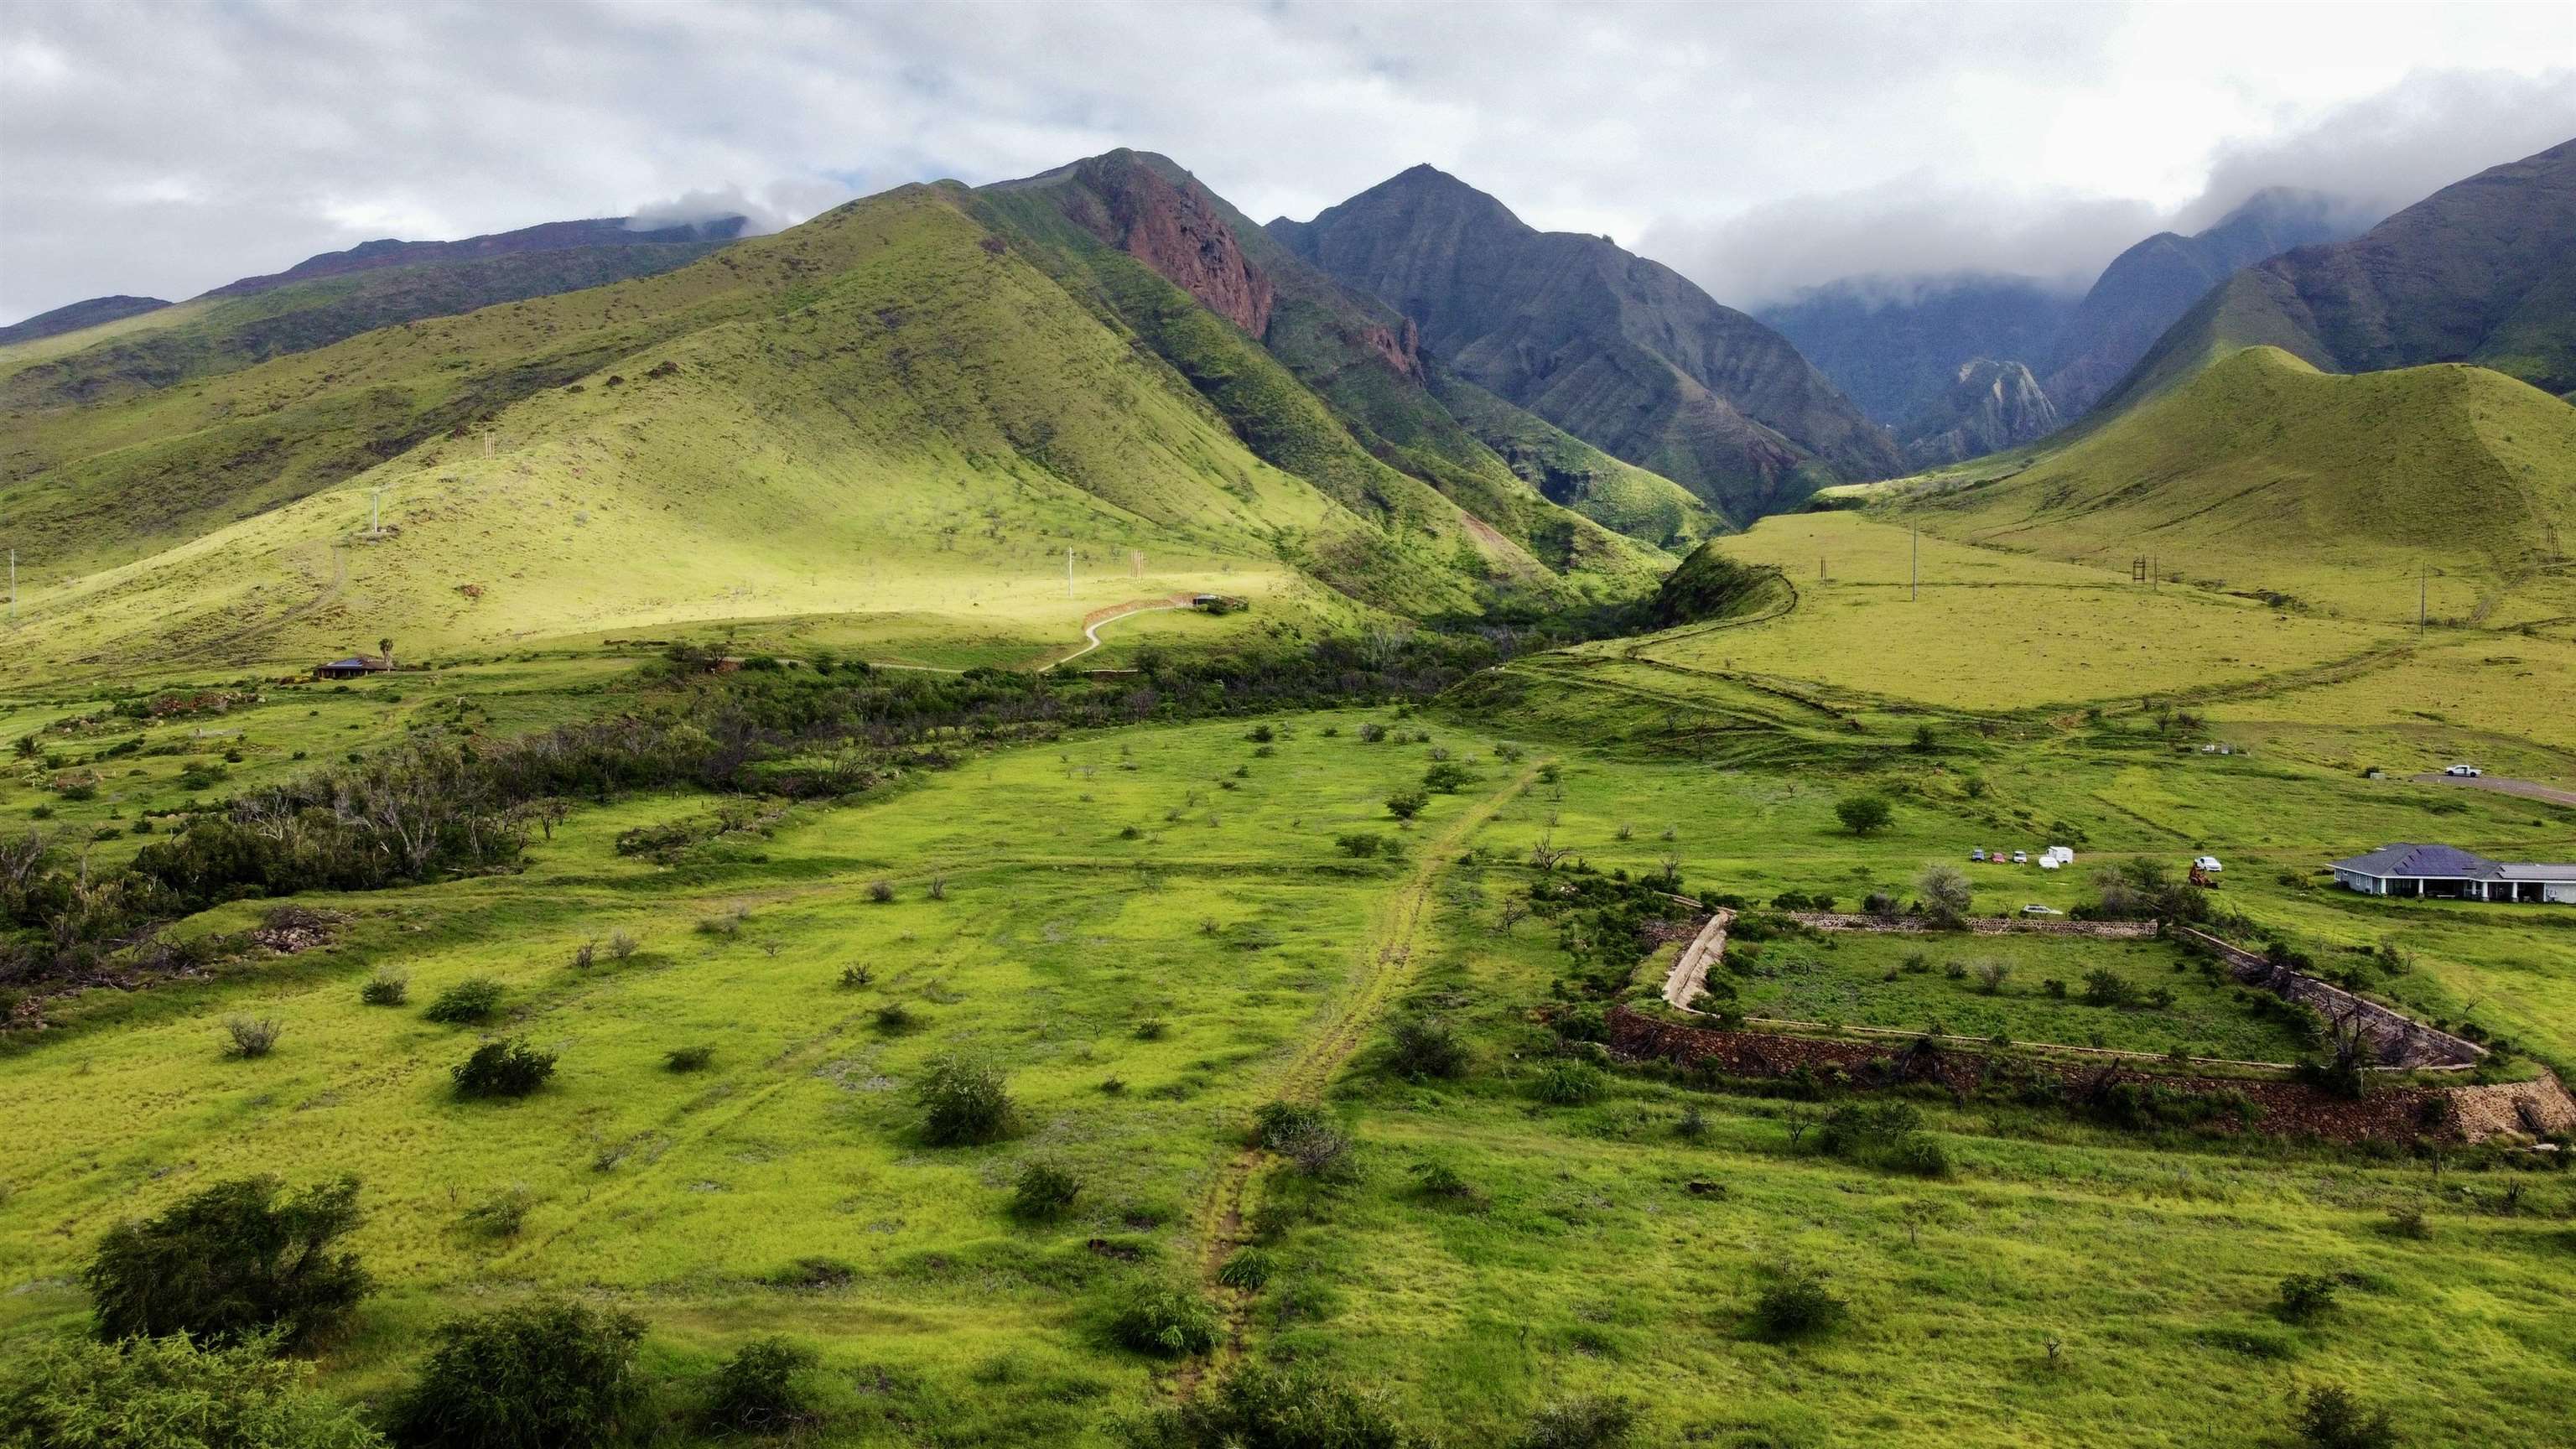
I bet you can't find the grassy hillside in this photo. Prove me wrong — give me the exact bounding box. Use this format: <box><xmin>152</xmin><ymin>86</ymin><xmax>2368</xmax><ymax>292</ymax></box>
<box><xmin>1889</xmin><ymin>348</ymin><xmax>2576</xmax><ymax>625</ymax></box>
<box><xmin>4</xmin><ymin>187</ymin><xmax>1484</xmax><ymax>681</ymax></box>
<box><xmin>0</xmin><ymin>238</ymin><xmax>733</xmax><ymax>411</ymax></box>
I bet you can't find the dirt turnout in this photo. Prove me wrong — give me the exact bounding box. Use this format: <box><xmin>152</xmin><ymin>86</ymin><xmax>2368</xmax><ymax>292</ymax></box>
<box><xmin>2411</xmin><ymin>772</ymin><xmax>2576</xmax><ymax>808</ymax></box>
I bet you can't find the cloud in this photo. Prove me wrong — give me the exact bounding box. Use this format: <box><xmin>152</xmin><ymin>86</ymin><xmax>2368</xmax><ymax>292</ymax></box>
<box><xmin>1</xmin><ymin>2</ymin><xmax>2569</xmax><ymax>325</ymax></box>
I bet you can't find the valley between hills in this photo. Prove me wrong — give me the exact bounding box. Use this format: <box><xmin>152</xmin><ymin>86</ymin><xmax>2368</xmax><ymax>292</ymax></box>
<box><xmin>3</xmin><ymin>132</ymin><xmax>2573</xmax><ymax>1449</ymax></box>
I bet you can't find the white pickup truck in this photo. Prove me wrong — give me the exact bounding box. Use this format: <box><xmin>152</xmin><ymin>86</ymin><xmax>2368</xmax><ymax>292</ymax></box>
<box><xmin>2444</xmin><ymin>763</ymin><xmax>2483</xmax><ymax>777</ymax></box>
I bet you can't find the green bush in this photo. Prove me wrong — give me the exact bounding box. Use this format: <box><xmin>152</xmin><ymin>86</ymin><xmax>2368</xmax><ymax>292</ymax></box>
<box><xmin>915</xmin><ymin>1052</ymin><xmax>1015</xmax><ymax>1145</ymax></box>
<box><xmin>1534</xmin><ymin>1059</ymin><xmax>1607</xmax><ymax>1105</ymax></box>
<box><xmin>1214</xmin><ymin>1248</ymin><xmax>1274</xmax><ymax>1291</ymax></box>
<box><xmin>2295</xmin><ymin>1384</ymin><xmax>2395</xmax><ymax>1449</ymax></box>
<box><xmin>1750</xmin><ymin>1271</ymin><xmax>1846</xmax><ymax>1341</ymax></box>
<box><xmin>1384</xmin><ymin>789</ymin><xmax>1428</xmax><ymax>820</ymax></box>
<box><xmin>702</xmin><ymin>1336</ymin><xmax>818</xmax><ymax>1436</ymax></box>
<box><xmin>1010</xmin><ymin>1160</ymin><xmax>1083</xmax><ymax>1221</ymax></box>
<box><xmin>1514</xmin><ymin>1394</ymin><xmax>1639</xmax><ymax>1449</ymax></box>
<box><xmin>390</xmin><ymin>1299</ymin><xmax>645</xmax><ymax>1449</ymax></box>
<box><xmin>2277</xmin><ymin>1272</ymin><xmax>2340</xmax><ymax>1325</ymax></box>
<box><xmin>0</xmin><ymin>1333</ymin><xmax>383</xmax><ymax>1449</ymax></box>
<box><xmin>422</xmin><ymin>978</ymin><xmax>503</xmax><ymax>1025</ymax></box>
<box><xmin>451</xmin><ymin>1040</ymin><xmax>557</xmax><ymax>1099</ymax></box>
<box><xmin>359</xmin><ymin>969</ymin><xmax>409</xmax><ymax>1006</ymax></box>
<box><xmin>1386</xmin><ymin>1015</ymin><xmax>1468</xmax><ymax>1080</ymax></box>
<box><xmin>1421</xmin><ymin>761</ymin><xmax>1473</xmax><ymax>794</ymax></box>
<box><xmin>1834</xmin><ymin>793</ymin><xmax>1893</xmax><ymax>834</ymax></box>
<box><xmin>1109</xmin><ymin>1281</ymin><xmax>1220</xmax><ymax>1358</ymax></box>
<box><xmin>1119</xmin><ymin>1364</ymin><xmax>1423</xmax><ymax>1448</ymax></box>
<box><xmin>83</xmin><ymin>1176</ymin><xmax>371</xmax><ymax>1348</ymax></box>
<box><xmin>664</xmin><ymin>1045</ymin><xmax>714</xmax><ymax>1072</ymax></box>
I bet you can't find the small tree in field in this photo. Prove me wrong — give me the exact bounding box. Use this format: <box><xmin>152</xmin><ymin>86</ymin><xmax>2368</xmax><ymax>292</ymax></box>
<box><xmin>84</xmin><ymin>1176</ymin><xmax>371</xmax><ymax>1348</ymax></box>
<box><xmin>1835</xmin><ymin>793</ymin><xmax>1893</xmax><ymax>834</ymax></box>
<box><xmin>915</xmin><ymin>1052</ymin><xmax>1015</xmax><ymax>1145</ymax></box>
<box><xmin>1916</xmin><ymin>862</ymin><xmax>1973</xmax><ymax>927</ymax></box>
<box><xmin>1384</xmin><ymin>790</ymin><xmax>1428</xmax><ymax>821</ymax></box>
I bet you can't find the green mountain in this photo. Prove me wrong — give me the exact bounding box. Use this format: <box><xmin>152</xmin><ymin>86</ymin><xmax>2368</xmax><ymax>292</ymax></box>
<box><xmin>2</xmin><ymin>170</ymin><xmax>1680</xmax><ymax>682</ymax></box>
<box><xmin>2103</xmin><ymin>139</ymin><xmax>2576</xmax><ymax>416</ymax></box>
<box><xmin>973</xmin><ymin>152</ymin><xmax>1718</xmax><ymax>553</ymax></box>
<box><xmin>0</xmin><ymin>294</ymin><xmax>171</xmax><ymax>346</ymax></box>
<box><xmin>2042</xmin><ymin>187</ymin><xmax>2369</xmax><ymax>418</ymax></box>
<box><xmin>1269</xmin><ymin>165</ymin><xmax>1904</xmax><ymax>522</ymax></box>
<box><xmin>1898</xmin><ymin>345</ymin><xmax>2576</xmax><ymax>625</ymax></box>
<box><xmin>0</xmin><ymin>216</ymin><xmax>746</xmax><ymax>410</ymax></box>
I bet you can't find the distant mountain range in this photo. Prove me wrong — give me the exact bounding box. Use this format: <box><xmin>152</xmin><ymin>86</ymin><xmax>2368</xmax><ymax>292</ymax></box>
<box><xmin>1</xmin><ymin>215</ymin><xmax>746</xmax><ymax>407</ymax></box>
<box><xmin>1272</xmin><ymin>164</ymin><xmax>1904</xmax><ymax>522</ymax></box>
<box><xmin>2107</xmin><ymin>138</ymin><xmax>2576</xmax><ymax>413</ymax></box>
<box><xmin>1760</xmin><ymin>188</ymin><xmax>2376</xmax><ymax>460</ymax></box>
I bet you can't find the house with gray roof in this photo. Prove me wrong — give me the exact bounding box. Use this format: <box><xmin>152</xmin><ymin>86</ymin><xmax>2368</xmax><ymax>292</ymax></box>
<box><xmin>2330</xmin><ymin>844</ymin><xmax>2576</xmax><ymax>903</ymax></box>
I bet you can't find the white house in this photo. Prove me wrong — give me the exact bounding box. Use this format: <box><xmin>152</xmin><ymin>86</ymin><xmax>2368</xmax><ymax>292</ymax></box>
<box><xmin>2330</xmin><ymin>843</ymin><xmax>2576</xmax><ymax>903</ymax></box>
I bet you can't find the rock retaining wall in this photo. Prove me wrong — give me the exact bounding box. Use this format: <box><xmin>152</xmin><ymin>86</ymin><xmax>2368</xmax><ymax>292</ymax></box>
<box><xmin>2170</xmin><ymin>927</ymin><xmax>2485</xmax><ymax>1069</ymax></box>
<box><xmin>1789</xmin><ymin>912</ymin><xmax>2159</xmax><ymax>938</ymax></box>
<box><xmin>1604</xmin><ymin>1005</ymin><xmax>2485</xmax><ymax>1144</ymax></box>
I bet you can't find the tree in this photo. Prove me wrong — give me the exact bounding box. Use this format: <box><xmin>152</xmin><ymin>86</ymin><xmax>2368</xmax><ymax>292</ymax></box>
<box><xmin>1384</xmin><ymin>790</ymin><xmax>1427</xmax><ymax>821</ymax></box>
<box><xmin>1915</xmin><ymin>862</ymin><xmax>1972</xmax><ymax>927</ymax></box>
<box><xmin>84</xmin><ymin>1176</ymin><xmax>372</xmax><ymax>1348</ymax></box>
<box><xmin>1909</xmin><ymin>724</ymin><xmax>1936</xmax><ymax>754</ymax></box>
<box><xmin>377</xmin><ymin>637</ymin><xmax>394</xmax><ymax>667</ymax></box>
<box><xmin>915</xmin><ymin>1052</ymin><xmax>1015</xmax><ymax>1145</ymax></box>
<box><xmin>1835</xmin><ymin>794</ymin><xmax>1893</xmax><ymax>834</ymax></box>
<box><xmin>391</xmin><ymin>1300</ymin><xmax>645</xmax><ymax>1449</ymax></box>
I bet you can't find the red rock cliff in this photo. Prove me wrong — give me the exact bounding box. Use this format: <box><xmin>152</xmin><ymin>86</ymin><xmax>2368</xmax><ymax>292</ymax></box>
<box><xmin>1073</xmin><ymin>158</ymin><xmax>1274</xmax><ymax>337</ymax></box>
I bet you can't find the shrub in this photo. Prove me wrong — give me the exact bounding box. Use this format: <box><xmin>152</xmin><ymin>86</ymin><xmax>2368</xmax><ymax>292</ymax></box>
<box><xmin>1253</xmin><ymin>1101</ymin><xmax>1331</xmax><ymax>1150</ymax></box>
<box><xmin>1514</xmin><ymin>1394</ymin><xmax>1639</xmax><ymax>1449</ymax></box>
<box><xmin>839</xmin><ymin>963</ymin><xmax>874</xmax><ymax>989</ymax></box>
<box><xmin>459</xmin><ymin>1185</ymin><xmax>532</xmax><ymax>1239</ymax></box>
<box><xmin>390</xmin><ymin>1299</ymin><xmax>645</xmax><ymax>1449</ymax></box>
<box><xmin>1422</xmin><ymin>761</ymin><xmax>1473</xmax><ymax>794</ymax></box>
<box><xmin>224</xmin><ymin>1015</ymin><xmax>283</xmax><ymax>1058</ymax></box>
<box><xmin>451</xmin><ymin>1039</ymin><xmax>557</xmax><ymax>1099</ymax></box>
<box><xmin>360</xmin><ymin>968</ymin><xmax>409</xmax><ymax>1005</ymax></box>
<box><xmin>605</xmin><ymin>930</ymin><xmax>641</xmax><ymax>960</ymax></box>
<box><xmin>1121</xmin><ymin>1364</ymin><xmax>1422</xmax><ymax>1448</ymax></box>
<box><xmin>2294</xmin><ymin>1384</ymin><xmax>2395</xmax><ymax>1449</ymax></box>
<box><xmin>665</xmin><ymin>1045</ymin><xmax>714</xmax><ymax>1072</ymax></box>
<box><xmin>1916</xmin><ymin>862</ymin><xmax>1972</xmax><ymax>925</ymax></box>
<box><xmin>1384</xmin><ymin>790</ymin><xmax>1428</xmax><ymax>820</ymax></box>
<box><xmin>1215</xmin><ymin>1248</ymin><xmax>1273</xmax><ymax>1290</ymax></box>
<box><xmin>1750</xmin><ymin>1270</ymin><xmax>1846</xmax><ymax>1340</ymax></box>
<box><xmin>1407</xmin><ymin>1160</ymin><xmax>1481</xmax><ymax>1204</ymax></box>
<box><xmin>1970</xmin><ymin>958</ymin><xmax>2010</xmax><ymax>995</ymax></box>
<box><xmin>1335</xmin><ymin>832</ymin><xmax>1401</xmax><ymax>859</ymax></box>
<box><xmin>569</xmin><ymin>938</ymin><xmax>597</xmax><ymax>971</ymax></box>
<box><xmin>915</xmin><ymin>1052</ymin><xmax>1015</xmax><ymax>1145</ymax></box>
<box><xmin>83</xmin><ymin>1175</ymin><xmax>371</xmax><ymax>1348</ymax></box>
<box><xmin>2382</xmin><ymin>1205</ymin><xmax>2431</xmax><ymax>1240</ymax></box>
<box><xmin>1134</xmin><ymin>1017</ymin><xmax>1169</xmax><ymax>1041</ymax></box>
<box><xmin>0</xmin><ymin>1334</ymin><xmax>382</xmax><ymax>1449</ymax></box>
<box><xmin>872</xmin><ymin>1000</ymin><xmax>916</xmax><ymax>1032</ymax></box>
<box><xmin>2277</xmin><ymin>1272</ymin><xmax>2340</xmax><ymax>1325</ymax></box>
<box><xmin>1534</xmin><ymin>1059</ymin><xmax>1606</xmax><ymax>1105</ymax></box>
<box><xmin>1109</xmin><ymin>1281</ymin><xmax>1220</xmax><ymax>1357</ymax></box>
<box><xmin>1834</xmin><ymin>793</ymin><xmax>1893</xmax><ymax>834</ymax></box>
<box><xmin>1011</xmin><ymin>1160</ymin><xmax>1083</xmax><ymax>1221</ymax></box>
<box><xmin>702</xmin><ymin>1336</ymin><xmax>818</xmax><ymax>1436</ymax></box>
<box><xmin>423</xmin><ymin>978</ymin><xmax>503</xmax><ymax>1025</ymax></box>
<box><xmin>1386</xmin><ymin>1015</ymin><xmax>1468</xmax><ymax>1080</ymax></box>
<box><xmin>2080</xmin><ymin>969</ymin><xmax>2139</xmax><ymax>1008</ymax></box>
<box><xmin>867</xmin><ymin>880</ymin><xmax>896</xmax><ymax>903</ymax></box>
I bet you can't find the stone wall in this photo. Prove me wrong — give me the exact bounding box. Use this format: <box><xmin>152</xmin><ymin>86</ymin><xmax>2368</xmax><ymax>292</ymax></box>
<box><xmin>1604</xmin><ymin>1005</ymin><xmax>2483</xmax><ymax>1144</ymax></box>
<box><xmin>1789</xmin><ymin>912</ymin><xmax>2159</xmax><ymax>938</ymax></box>
<box><xmin>2170</xmin><ymin>927</ymin><xmax>2485</xmax><ymax>1069</ymax></box>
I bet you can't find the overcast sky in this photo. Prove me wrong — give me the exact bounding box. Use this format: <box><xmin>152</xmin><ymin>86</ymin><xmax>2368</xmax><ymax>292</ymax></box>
<box><xmin>3</xmin><ymin>0</ymin><xmax>2571</xmax><ymax>325</ymax></box>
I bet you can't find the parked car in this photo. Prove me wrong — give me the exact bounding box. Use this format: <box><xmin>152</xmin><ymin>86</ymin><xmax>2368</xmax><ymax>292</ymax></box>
<box><xmin>2193</xmin><ymin>855</ymin><xmax>2224</xmax><ymax>873</ymax></box>
<box><xmin>2011</xmin><ymin>850</ymin><xmax>2028</xmax><ymax>865</ymax></box>
<box><xmin>2445</xmin><ymin>763</ymin><xmax>2483</xmax><ymax>777</ymax></box>
<box><xmin>2022</xmin><ymin>904</ymin><xmax>2061</xmax><ymax>917</ymax></box>
<box><xmin>1971</xmin><ymin>848</ymin><xmax>1986</xmax><ymax>861</ymax></box>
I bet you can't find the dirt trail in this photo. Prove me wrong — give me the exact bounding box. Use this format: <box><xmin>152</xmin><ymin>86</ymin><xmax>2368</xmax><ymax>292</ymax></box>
<box><xmin>2411</xmin><ymin>772</ymin><xmax>2576</xmax><ymax>808</ymax></box>
<box><xmin>1176</xmin><ymin>757</ymin><xmax>1544</xmax><ymax>1394</ymax></box>
<box><xmin>1040</xmin><ymin>593</ymin><xmax>1197</xmax><ymax>672</ymax></box>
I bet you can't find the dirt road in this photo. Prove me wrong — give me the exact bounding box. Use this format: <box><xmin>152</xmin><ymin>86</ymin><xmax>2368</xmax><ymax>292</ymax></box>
<box><xmin>2412</xmin><ymin>773</ymin><xmax>2576</xmax><ymax>808</ymax></box>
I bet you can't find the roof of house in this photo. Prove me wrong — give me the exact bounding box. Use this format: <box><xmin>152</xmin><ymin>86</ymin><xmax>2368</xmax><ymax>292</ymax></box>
<box><xmin>319</xmin><ymin>655</ymin><xmax>391</xmax><ymax>671</ymax></box>
<box><xmin>2333</xmin><ymin>843</ymin><xmax>2576</xmax><ymax>880</ymax></box>
<box><xmin>2333</xmin><ymin>844</ymin><xmax>2501</xmax><ymax>878</ymax></box>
